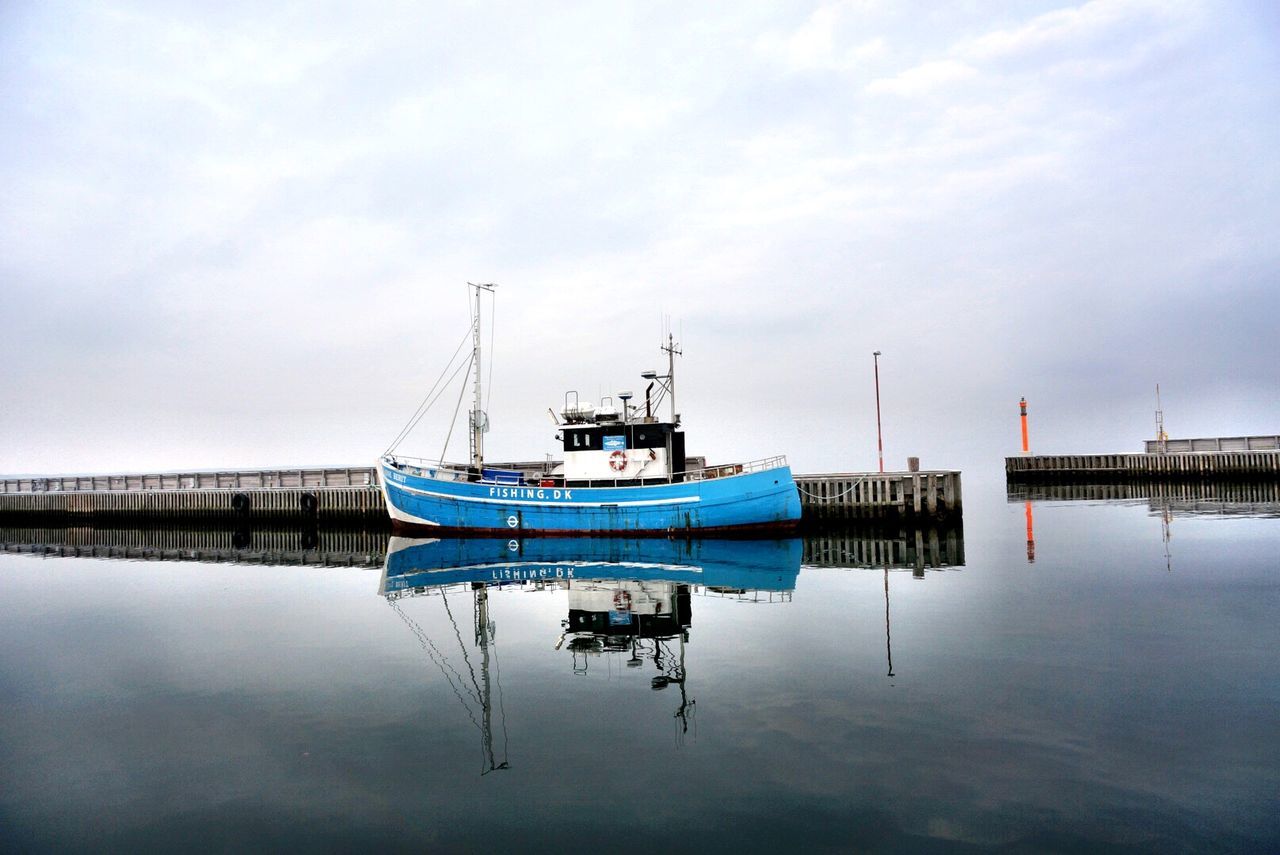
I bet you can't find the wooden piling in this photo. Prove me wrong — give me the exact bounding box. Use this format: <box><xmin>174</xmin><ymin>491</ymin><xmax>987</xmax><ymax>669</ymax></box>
<box><xmin>795</xmin><ymin>470</ymin><xmax>961</xmax><ymax>521</ymax></box>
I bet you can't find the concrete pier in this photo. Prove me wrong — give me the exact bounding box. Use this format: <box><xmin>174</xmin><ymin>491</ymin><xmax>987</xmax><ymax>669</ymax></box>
<box><xmin>0</xmin><ymin>486</ymin><xmax>386</xmax><ymax>519</ymax></box>
<box><xmin>1</xmin><ymin>466</ymin><xmax>384</xmax><ymax>522</ymax></box>
<box><xmin>1005</xmin><ymin>450</ymin><xmax>1280</xmax><ymax>481</ymax></box>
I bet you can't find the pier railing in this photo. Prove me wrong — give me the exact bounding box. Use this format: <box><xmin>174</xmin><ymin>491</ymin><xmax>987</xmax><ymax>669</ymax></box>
<box><xmin>1</xmin><ymin>466</ymin><xmax>378</xmax><ymax>494</ymax></box>
<box><xmin>686</xmin><ymin>455</ymin><xmax>789</xmax><ymax>481</ymax></box>
<box><xmin>1142</xmin><ymin>435</ymin><xmax>1280</xmax><ymax>454</ymax></box>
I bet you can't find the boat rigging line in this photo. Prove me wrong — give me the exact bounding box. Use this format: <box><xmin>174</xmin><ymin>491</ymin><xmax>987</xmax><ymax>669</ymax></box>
<box><xmin>387</xmin><ymin>597</ymin><xmax>484</xmax><ymax>731</ymax></box>
<box><xmin>441</xmin><ymin>588</ymin><xmax>486</xmax><ymax>708</ymax></box>
<box><xmin>386</xmin><ymin>586</ymin><xmax>510</xmax><ymax>774</ymax></box>
<box><xmin>439</xmin><ymin>352</ymin><xmax>476</xmax><ymax>467</ymax></box>
<box><xmin>383</xmin><ymin>325</ymin><xmax>476</xmax><ymax>457</ymax></box>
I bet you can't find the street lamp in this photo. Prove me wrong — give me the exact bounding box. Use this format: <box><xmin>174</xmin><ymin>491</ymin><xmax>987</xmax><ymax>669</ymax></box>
<box><xmin>873</xmin><ymin>351</ymin><xmax>884</xmax><ymax>474</ymax></box>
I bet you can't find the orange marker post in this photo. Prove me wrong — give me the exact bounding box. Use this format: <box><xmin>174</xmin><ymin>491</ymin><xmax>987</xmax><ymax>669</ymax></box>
<box><xmin>1019</xmin><ymin>397</ymin><xmax>1030</xmax><ymax>454</ymax></box>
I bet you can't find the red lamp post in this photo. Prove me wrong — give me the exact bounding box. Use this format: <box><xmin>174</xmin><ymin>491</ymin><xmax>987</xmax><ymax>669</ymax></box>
<box><xmin>873</xmin><ymin>351</ymin><xmax>884</xmax><ymax>474</ymax></box>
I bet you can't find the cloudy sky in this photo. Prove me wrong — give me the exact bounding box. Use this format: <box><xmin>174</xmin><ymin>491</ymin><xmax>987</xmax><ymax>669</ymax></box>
<box><xmin>2</xmin><ymin>0</ymin><xmax>1276</xmax><ymax>478</ymax></box>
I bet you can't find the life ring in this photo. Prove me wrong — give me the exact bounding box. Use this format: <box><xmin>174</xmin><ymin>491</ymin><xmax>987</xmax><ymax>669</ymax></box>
<box><xmin>613</xmin><ymin>590</ymin><xmax>632</xmax><ymax>610</ymax></box>
<box><xmin>608</xmin><ymin>450</ymin><xmax>628</xmax><ymax>472</ymax></box>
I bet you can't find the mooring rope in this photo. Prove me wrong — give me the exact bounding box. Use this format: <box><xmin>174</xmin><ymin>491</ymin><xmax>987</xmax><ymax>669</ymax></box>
<box><xmin>796</xmin><ymin>475</ymin><xmax>868</xmax><ymax>500</ymax></box>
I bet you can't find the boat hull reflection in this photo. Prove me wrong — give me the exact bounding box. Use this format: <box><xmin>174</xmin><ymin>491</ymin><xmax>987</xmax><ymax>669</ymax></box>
<box><xmin>381</xmin><ymin>536</ymin><xmax>802</xmax><ymax>594</ymax></box>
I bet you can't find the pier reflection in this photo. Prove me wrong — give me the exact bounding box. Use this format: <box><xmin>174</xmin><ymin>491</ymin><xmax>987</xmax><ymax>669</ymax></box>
<box><xmin>0</xmin><ymin>524</ymin><xmax>388</xmax><ymax>566</ymax></box>
<box><xmin>1</xmin><ymin>522</ymin><xmax>967</xmax><ymax>575</ymax></box>
<box><xmin>1008</xmin><ymin>480</ymin><xmax>1280</xmax><ymax>569</ymax></box>
<box><xmin>799</xmin><ymin>521</ymin><xmax>965</xmax><ymax>683</ymax></box>
<box><xmin>1007</xmin><ymin>480</ymin><xmax>1280</xmax><ymax>519</ymax></box>
<box><xmin>802</xmin><ymin>520</ymin><xmax>965</xmax><ymax>575</ymax></box>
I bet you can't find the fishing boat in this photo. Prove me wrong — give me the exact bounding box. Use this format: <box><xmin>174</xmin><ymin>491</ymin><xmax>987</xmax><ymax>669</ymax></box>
<box><xmin>378</xmin><ymin>283</ymin><xmax>801</xmax><ymax>535</ymax></box>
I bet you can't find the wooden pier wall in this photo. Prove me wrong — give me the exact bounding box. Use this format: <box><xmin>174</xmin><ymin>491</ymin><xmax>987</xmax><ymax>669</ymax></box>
<box><xmin>795</xmin><ymin>471</ymin><xmax>961</xmax><ymax>520</ymax></box>
<box><xmin>1005</xmin><ymin>451</ymin><xmax>1280</xmax><ymax>481</ymax></box>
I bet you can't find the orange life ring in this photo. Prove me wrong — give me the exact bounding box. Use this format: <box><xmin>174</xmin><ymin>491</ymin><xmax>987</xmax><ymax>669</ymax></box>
<box><xmin>608</xmin><ymin>450</ymin><xmax>627</xmax><ymax>472</ymax></box>
<box><xmin>613</xmin><ymin>590</ymin><xmax>632</xmax><ymax>610</ymax></box>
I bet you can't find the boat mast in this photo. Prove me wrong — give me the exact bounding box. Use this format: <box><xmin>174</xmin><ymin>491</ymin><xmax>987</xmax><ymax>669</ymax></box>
<box><xmin>475</xmin><ymin>584</ymin><xmax>509</xmax><ymax>774</ymax></box>
<box><xmin>659</xmin><ymin>331</ymin><xmax>682</xmax><ymax>482</ymax></box>
<box><xmin>468</xmin><ymin>282</ymin><xmax>497</xmax><ymax>471</ymax></box>
<box><xmin>662</xmin><ymin>332</ymin><xmax>681</xmax><ymax>425</ymax></box>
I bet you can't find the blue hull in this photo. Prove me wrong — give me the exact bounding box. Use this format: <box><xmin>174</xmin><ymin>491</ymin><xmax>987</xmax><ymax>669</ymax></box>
<box><xmin>379</xmin><ymin>461</ymin><xmax>801</xmax><ymax>535</ymax></box>
<box><xmin>382</xmin><ymin>536</ymin><xmax>802</xmax><ymax>592</ymax></box>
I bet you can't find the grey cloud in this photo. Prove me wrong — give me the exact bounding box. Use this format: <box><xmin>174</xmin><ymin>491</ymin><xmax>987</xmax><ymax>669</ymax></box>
<box><xmin>1</xmin><ymin>1</ymin><xmax>1276</xmax><ymax>476</ymax></box>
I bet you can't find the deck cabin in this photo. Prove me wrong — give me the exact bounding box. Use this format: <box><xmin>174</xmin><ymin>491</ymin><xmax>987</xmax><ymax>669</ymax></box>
<box><xmin>556</xmin><ymin>394</ymin><xmax>686</xmax><ymax>488</ymax></box>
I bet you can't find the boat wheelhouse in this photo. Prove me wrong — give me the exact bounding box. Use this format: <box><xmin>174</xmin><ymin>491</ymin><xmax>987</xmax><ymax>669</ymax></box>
<box><xmin>378</xmin><ymin>284</ymin><xmax>801</xmax><ymax>535</ymax></box>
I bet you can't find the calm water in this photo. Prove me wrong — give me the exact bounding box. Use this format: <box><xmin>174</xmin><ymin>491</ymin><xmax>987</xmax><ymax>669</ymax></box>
<box><xmin>1</xmin><ymin>480</ymin><xmax>1276</xmax><ymax>853</ymax></box>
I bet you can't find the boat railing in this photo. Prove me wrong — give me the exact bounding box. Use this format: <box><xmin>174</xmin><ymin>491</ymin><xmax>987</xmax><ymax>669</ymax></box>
<box><xmin>683</xmin><ymin>455</ymin><xmax>789</xmax><ymax>482</ymax></box>
<box><xmin>382</xmin><ymin>455</ymin><xmax>474</xmax><ymax>480</ymax></box>
<box><xmin>384</xmin><ymin>453</ymin><xmax>789</xmax><ymax>487</ymax></box>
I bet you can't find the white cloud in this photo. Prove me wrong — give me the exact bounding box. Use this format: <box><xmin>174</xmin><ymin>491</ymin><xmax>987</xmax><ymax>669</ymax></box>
<box><xmin>609</xmin><ymin>95</ymin><xmax>694</xmax><ymax>132</ymax></box>
<box><xmin>755</xmin><ymin>2</ymin><xmax>889</xmax><ymax>73</ymax></box>
<box><xmin>864</xmin><ymin>59</ymin><xmax>978</xmax><ymax>96</ymax></box>
<box><xmin>963</xmin><ymin>0</ymin><xmax>1188</xmax><ymax>62</ymax></box>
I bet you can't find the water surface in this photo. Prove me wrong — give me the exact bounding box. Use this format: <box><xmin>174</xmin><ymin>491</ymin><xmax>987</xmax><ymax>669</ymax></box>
<box><xmin>1</xmin><ymin>483</ymin><xmax>1275</xmax><ymax>852</ymax></box>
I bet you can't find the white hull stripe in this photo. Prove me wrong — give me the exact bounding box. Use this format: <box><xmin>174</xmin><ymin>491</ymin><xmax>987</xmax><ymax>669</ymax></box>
<box><xmin>394</xmin><ymin>560</ymin><xmax>701</xmax><ymax>575</ymax></box>
<box><xmin>380</xmin><ymin>485</ymin><xmax>441</xmax><ymax>526</ymax></box>
<box><xmin>387</xmin><ymin>480</ymin><xmax>701</xmax><ymax>508</ymax></box>
<box><xmin>388</xmin><ymin>505</ymin><xmax>441</xmax><ymax>526</ymax></box>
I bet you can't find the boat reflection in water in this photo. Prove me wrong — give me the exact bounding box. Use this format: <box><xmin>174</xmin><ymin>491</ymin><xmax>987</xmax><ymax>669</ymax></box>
<box><xmin>379</xmin><ymin>537</ymin><xmax>803</xmax><ymax>764</ymax></box>
<box><xmin>381</xmin><ymin>537</ymin><xmax>803</xmax><ymax>593</ymax></box>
